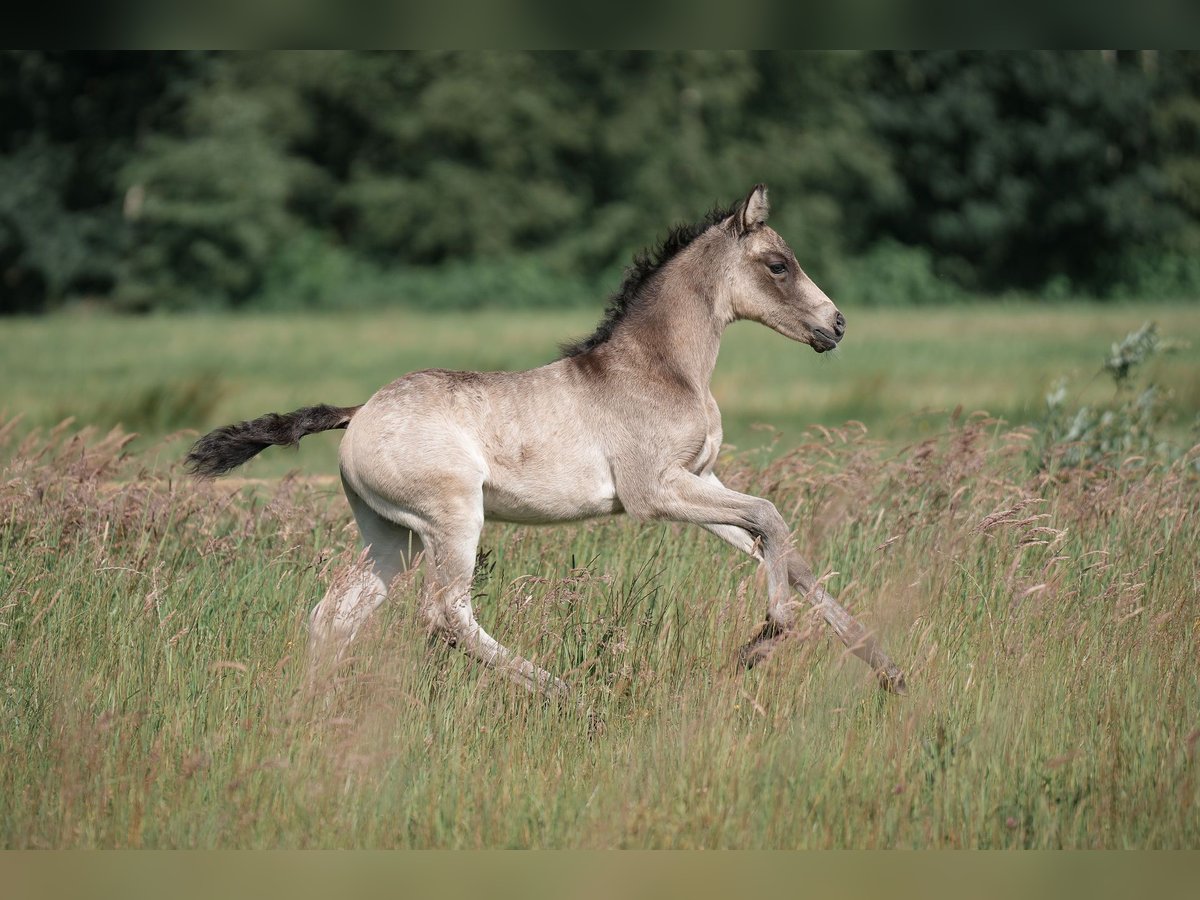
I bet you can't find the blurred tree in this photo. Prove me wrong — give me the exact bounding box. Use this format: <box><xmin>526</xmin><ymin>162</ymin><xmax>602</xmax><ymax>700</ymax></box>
<box><xmin>116</xmin><ymin>51</ymin><xmax>891</xmax><ymax>307</ymax></box>
<box><xmin>1153</xmin><ymin>51</ymin><xmax>1200</xmax><ymax>246</ymax></box>
<box><xmin>2</xmin><ymin>51</ymin><xmax>1197</xmax><ymax>312</ymax></box>
<box><xmin>0</xmin><ymin>51</ymin><xmax>211</xmax><ymax>312</ymax></box>
<box><xmin>866</xmin><ymin>51</ymin><xmax>1184</xmax><ymax>294</ymax></box>
<box><xmin>542</xmin><ymin>51</ymin><xmax>897</xmax><ymax>282</ymax></box>
<box><xmin>118</xmin><ymin>56</ymin><xmax>316</xmax><ymax>309</ymax></box>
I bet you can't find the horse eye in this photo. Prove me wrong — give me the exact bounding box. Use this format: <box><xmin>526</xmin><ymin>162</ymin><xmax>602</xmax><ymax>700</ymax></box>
<box><xmin>768</xmin><ymin>262</ymin><xmax>786</xmax><ymax>275</ymax></box>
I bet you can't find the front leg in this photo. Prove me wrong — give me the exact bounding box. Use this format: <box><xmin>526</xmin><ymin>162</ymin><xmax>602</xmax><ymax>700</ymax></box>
<box><xmin>699</xmin><ymin>487</ymin><xmax>906</xmax><ymax>694</ymax></box>
<box><xmin>623</xmin><ymin>468</ymin><xmax>796</xmax><ymax>629</ymax></box>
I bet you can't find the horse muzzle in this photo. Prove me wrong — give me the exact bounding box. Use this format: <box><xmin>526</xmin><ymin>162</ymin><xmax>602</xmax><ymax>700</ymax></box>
<box><xmin>810</xmin><ymin>327</ymin><xmax>841</xmax><ymax>353</ymax></box>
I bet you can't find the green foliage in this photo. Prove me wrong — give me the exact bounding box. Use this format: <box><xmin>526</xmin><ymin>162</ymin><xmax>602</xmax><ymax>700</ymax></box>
<box><xmin>0</xmin><ymin>144</ymin><xmax>121</xmax><ymax>311</ymax></box>
<box><xmin>250</xmin><ymin>228</ymin><xmax>599</xmax><ymax>311</ymax></box>
<box><xmin>0</xmin><ymin>51</ymin><xmax>211</xmax><ymax>312</ymax></box>
<box><xmin>828</xmin><ymin>240</ymin><xmax>965</xmax><ymax>306</ymax></box>
<box><xmin>261</xmin><ymin>250</ymin><xmax>599</xmax><ymax>312</ymax></box>
<box><xmin>371</xmin><ymin>257</ymin><xmax>597</xmax><ymax>311</ymax></box>
<box><xmin>1037</xmin><ymin>322</ymin><xmax>1190</xmax><ymax>469</ymax></box>
<box><xmin>1106</xmin><ymin>250</ymin><xmax>1200</xmax><ymax>300</ymax></box>
<box><xmin>3</xmin><ymin>52</ymin><xmax>1200</xmax><ymax>312</ymax></box>
<box><xmin>117</xmin><ymin>65</ymin><xmax>315</xmax><ymax>310</ymax></box>
<box><xmin>1153</xmin><ymin>51</ymin><xmax>1200</xmax><ymax>250</ymax></box>
<box><xmin>868</xmin><ymin>52</ymin><xmax>1188</xmax><ymax>295</ymax></box>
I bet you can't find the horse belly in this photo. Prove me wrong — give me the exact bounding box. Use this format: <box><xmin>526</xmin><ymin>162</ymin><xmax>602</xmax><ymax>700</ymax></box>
<box><xmin>482</xmin><ymin>462</ymin><xmax>621</xmax><ymax>524</ymax></box>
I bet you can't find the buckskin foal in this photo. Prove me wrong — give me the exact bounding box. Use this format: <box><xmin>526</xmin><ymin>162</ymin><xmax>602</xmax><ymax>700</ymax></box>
<box><xmin>187</xmin><ymin>185</ymin><xmax>907</xmax><ymax>697</ymax></box>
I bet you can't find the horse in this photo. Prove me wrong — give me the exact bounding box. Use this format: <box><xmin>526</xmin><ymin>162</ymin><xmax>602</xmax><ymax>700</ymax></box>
<box><xmin>186</xmin><ymin>184</ymin><xmax>906</xmax><ymax>697</ymax></box>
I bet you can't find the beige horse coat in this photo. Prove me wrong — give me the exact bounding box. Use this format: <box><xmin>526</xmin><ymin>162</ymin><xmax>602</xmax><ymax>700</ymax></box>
<box><xmin>187</xmin><ymin>185</ymin><xmax>906</xmax><ymax>696</ymax></box>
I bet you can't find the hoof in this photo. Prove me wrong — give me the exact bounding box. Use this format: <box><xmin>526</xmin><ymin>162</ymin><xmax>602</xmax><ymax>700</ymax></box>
<box><xmin>538</xmin><ymin>675</ymin><xmax>573</xmax><ymax>701</ymax></box>
<box><xmin>738</xmin><ymin>640</ymin><xmax>774</xmax><ymax>670</ymax></box>
<box><xmin>877</xmin><ymin>666</ymin><xmax>907</xmax><ymax>696</ymax></box>
<box><xmin>586</xmin><ymin>706</ymin><xmax>606</xmax><ymax>738</ymax></box>
<box><xmin>737</xmin><ymin>620</ymin><xmax>785</xmax><ymax>670</ymax></box>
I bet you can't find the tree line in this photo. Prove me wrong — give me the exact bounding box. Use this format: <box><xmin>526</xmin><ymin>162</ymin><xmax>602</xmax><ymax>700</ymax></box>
<box><xmin>3</xmin><ymin>51</ymin><xmax>1199</xmax><ymax>314</ymax></box>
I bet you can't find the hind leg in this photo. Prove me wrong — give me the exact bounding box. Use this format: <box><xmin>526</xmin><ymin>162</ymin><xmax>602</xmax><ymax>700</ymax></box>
<box><xmin>422</xmin><ymin>493</ymin><xmax>569</xmax><ymax>698</ymax></box>
<box><xmin>308</xmin><ymin>480</ymin><xmax>423</xmax><ymax>667</ymax></box>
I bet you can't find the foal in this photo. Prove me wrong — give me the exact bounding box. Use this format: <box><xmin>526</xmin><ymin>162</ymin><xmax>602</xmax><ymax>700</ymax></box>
<box><xmin>188</xmin><ymin>185</ymin><xmax>906</xmax><ymax>696</ymax></box>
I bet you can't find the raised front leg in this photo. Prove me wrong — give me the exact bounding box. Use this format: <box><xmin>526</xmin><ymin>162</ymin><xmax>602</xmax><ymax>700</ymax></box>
<box><xmin>697</xmin><ymin>478</ymin><xmax>906</xmax><ymax>694</ymax></box>
<box><xmin>626</xmin><ymin>468</ymin><xmax>796</xmax><ymax>627</ymax></box>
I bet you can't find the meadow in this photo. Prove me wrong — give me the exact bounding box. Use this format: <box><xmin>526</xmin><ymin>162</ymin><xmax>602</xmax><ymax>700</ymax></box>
<box><xmin>1</xmin><ymin>302</ymin><xmax>1198</xmax><ymax>848</ymax></box>
<box><xmin>4</xmin><ymin>301</ymin><xmax>1200</xmax><ymax>470</ymax></box>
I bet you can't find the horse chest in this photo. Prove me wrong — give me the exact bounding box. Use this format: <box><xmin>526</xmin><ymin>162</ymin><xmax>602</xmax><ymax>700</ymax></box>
<box><xmin>685</xmin><ymin>398</ymin><xmax>723</xmax><ymax>475</ymax></box>
<box><xmin>686</xmin><ymin>430</ymin><xmax>721</xmax><ymax>476</ymax></box>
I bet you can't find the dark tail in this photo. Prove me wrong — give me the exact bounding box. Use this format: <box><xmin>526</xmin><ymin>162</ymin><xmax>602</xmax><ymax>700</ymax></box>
<box><xmin>185</xmin><ymin>403</ymin><xmax>361</xmax><ymax>477</ymax></box>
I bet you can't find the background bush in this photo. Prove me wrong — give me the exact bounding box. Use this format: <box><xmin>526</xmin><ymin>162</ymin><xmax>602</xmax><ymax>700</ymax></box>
<box><xmin>3</xmin><ymin>51</ymin><xmax>1199</xmax><ymax>313</ymax></box>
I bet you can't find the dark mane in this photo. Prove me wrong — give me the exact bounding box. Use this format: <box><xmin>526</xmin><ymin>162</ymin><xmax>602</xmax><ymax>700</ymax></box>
<box><xmin>559</xmin><ymin>203</ymin><xmax>736</xmax><ymax>358</ymax></box>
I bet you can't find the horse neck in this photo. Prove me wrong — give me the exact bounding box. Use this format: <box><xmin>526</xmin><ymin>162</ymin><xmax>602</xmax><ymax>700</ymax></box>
<box><xmin>615</xmin><ymin>271</ymin><xmax>728</xmax><ymax>392</ymax></box>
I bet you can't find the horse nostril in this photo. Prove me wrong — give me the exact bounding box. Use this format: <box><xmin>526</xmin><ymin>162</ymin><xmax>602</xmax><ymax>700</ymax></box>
<box><xmin>834</xmin><ymin>311</ymin><xmax>846</xmax><ymax>336</ymax></box>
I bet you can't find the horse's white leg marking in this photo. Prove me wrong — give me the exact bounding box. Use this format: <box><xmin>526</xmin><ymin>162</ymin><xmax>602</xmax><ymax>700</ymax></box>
<box><xmin>422</xmin><ymin>490</ymin><xmax>570</xmax><ymax>698</ymax></box>
<box><xmin>308</xmin><ymin>484</ymin><xmax>422</xmax><ymax>666</ymax></box>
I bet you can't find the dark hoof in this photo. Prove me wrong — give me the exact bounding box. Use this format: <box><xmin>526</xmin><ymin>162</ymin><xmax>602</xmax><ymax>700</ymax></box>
<box><xmin>738</xmin><ymin>640</ymin><xmax>776</xmax><ymax>670</ymax></box>
<box><xmin>737</xmin><ymin>620</ymin><xmax>784</xmax><ymax>670</ymax></box>
<box><xmin>586</xmin><ymin>707</ymin><xmax>606</xmax><ymax>739</ymax></box>
<box><xmin>877</xmin><ymin>666</ymin><xmax>908</xmax><ymax>696</ymax></box>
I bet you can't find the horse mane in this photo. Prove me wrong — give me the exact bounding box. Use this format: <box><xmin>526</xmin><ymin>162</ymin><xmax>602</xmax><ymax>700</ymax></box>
<box><xmin>559</xmin><ymin>203</ymin><xmax>737</xmax><ymax>358</ymax></box>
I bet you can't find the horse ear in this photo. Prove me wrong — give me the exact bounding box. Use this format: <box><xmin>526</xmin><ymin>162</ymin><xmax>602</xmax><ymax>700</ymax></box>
<box><xmin>737</xmin><ymin>183</ymin><xmax>769</xmax><ymax>234</ymax></box>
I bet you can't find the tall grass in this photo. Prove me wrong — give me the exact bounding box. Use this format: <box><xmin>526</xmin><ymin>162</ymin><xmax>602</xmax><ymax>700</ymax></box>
<box><xmin>1</xmin><ymin>411</ymin><xmax>1196</xmax><ymax>848</ymax></box>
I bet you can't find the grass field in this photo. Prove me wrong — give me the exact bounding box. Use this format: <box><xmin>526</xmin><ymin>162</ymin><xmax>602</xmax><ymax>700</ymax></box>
<box><xmin>2</xmin><ymin>302</ymin><xmax>1198</xmax><ymax>474</ymax></box>
<box><xmin>1</xmin><ymin>302</ymin><xmax>1198</xmax><ymax>848</ymax></box>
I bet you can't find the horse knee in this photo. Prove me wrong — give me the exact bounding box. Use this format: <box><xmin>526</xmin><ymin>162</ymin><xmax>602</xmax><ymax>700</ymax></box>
<box><xmin>309</xmin><ymin>567</ymin><xmax>387</xmax><ymax>652</ymax></box>
<box><xmin>418</xmin><ymin>584</ymin><xmax>469</xmax><ymax>640</ymax></box>
<box><xmin>417</xmin><ymin>595</ymin><xmax>451</xmax><ymax>640</ymax></box>
<box><xmin>748</xmin><ymin>499</ymin><xmax>788</xmax><ymax>543</ymax></box>
<box><xmin>766</xmin><ymin>597</ymin><xmax>800</xmax><ymax>630</ymax></box>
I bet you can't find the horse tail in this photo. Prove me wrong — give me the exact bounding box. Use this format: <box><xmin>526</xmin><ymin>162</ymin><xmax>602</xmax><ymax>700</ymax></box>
<box><xmin>185</xmin><ymin>403</ymin><xmax>361</xmax><ymax>477</ymax></box>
